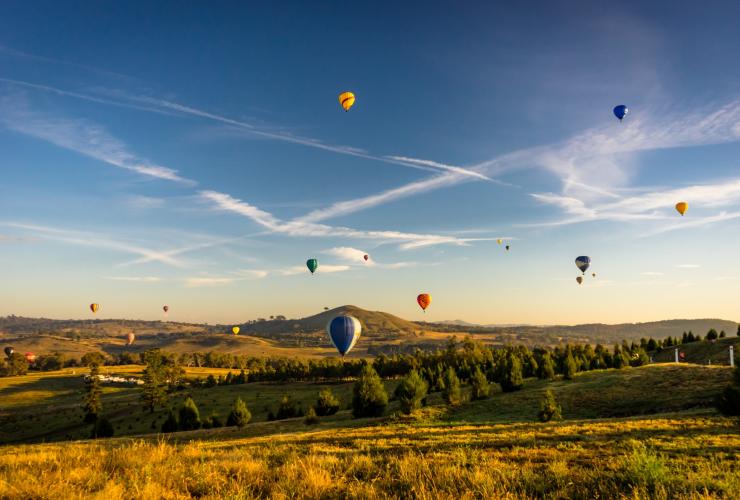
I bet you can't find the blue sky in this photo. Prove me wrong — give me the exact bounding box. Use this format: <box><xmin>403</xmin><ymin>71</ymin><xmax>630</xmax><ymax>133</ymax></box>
<box><xmin>2</xmin><ymin>1</ymin><xmax>740</xmax><ymax>324</ymax></box>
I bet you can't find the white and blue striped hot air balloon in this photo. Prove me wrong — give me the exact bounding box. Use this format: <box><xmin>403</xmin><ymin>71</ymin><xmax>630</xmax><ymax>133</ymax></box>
<box><xmin>575</xmin><ymin>256</ymin><xmax>591</xmax><ymax>275</ymax></box>
<box><xmin>327</xmin><ymin>315</ymin><xmax>362</xmax><ymax>356</ymax></box>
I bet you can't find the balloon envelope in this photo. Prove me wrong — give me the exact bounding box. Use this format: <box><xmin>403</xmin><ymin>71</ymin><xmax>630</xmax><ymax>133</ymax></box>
<box><xmin>232</xmin><ymin>326</ymin><xmax>240</xmax><ymax>335</ymax></box>
<box><xmin>338</xmin><ymin>91</ymin><xmax>355</xmax><ymax>112</ymax></box>
<box><xmin>327</xmin><ymin>315</ymin><xmax>362</xmax><ymax>356</ymax></box>
<box><xmin>4</xmin><ymin>346</ymin><xmax>13</xmax><ymax>358</ymax></box>
<box><xmin>505</xmin><ymin>245</ymin><xmax>510</xmax><ymax>251</ymax></box>
<box><xmin>576</xmin><ymin>276</ymin><xmax>584</xmax><ymax>285</ymax></box>
<box><xmin>306</xmin><ymin>258</ymin><xmax>319</xmax><ymax>274</ymax></box>
<box><xmin>363</xmin><ymin>254</ymin><xmax>369</xmax><ymax>261</ymax></box>
<box><xmin>417</xmin><ymin>293</ymin><xmax>432</xmax><ymax>311</ymax></box>
<box><xmin>24</xmin><ymin>352</ymin><xmax>36</xmax><ymax>363</ymax></box>
<box><xmin>126</xmin><ymin>333</ymin><xmax>135</xmax><ymax>345</ymax></box>
<box><xmin>675</xmin><ymin>202</ymin><xmax>688</xmax><ymax>216</ymax></box>
<box><xmin>90</xmin><ymin>303</ymin><xmax>99</xmax><ymax>313</ymax></box>
<box><xmin>613</xmin><ymin>105</ymin><xmax>628</xmax><ymax>120</ymax></box>
<box><xmin>163</xmin><ymin>305</ymin><xmax>169</xmax><ymax>313</ymax></box>
<box><xmin>575</xmin><ymin>256</ymin><xmax>591</xmax><ymax>274</ymax></box>
<box><xmin>497</xmin><ymin>239</ymin><xmax>503</xmax><ymax>245</ymax></box>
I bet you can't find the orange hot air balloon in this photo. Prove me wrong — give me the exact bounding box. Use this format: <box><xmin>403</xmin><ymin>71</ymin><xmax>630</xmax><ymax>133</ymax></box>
<box><xmin>338</xmin><ymin>91</ymin><xmax>355</xmax><ymax>112</ymax></box>
<box><xmin>90</xmin><ymin>303</ymin><xmax>99</xmax><ymax>313</ymax></box>
<box><xmin>126</xmin><ymin>333</ymin><xmax>135</xmax><ymax>346</ymax></box>
<box><xmin>675</xmin><ymin>202</ymin><xmax>688</xmax><ymax>216</ymax></box>
<box><xmin>417</xmin><ymin>293</ymin><xmax>432</xmax><ymax>312</ymax></box>
<box><xmin>25</xmin><ymin>352</ymin><xmax>36</xmax><ymax>363</ymax></box>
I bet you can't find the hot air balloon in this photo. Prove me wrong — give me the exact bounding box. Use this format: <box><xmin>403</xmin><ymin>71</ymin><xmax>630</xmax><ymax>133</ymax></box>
<box><xmin>613</xmin><ymin>105</ymin><xmax>628</xmax><ymax>121</ymax></box>
<box><xmin>126</xmin><ymin>333</ymin><xmax>135</xmax><ymax>346</ymax></box>
<box><xmin>417</xmin><ymin>293</ymin><xmax>432</xmax><ymax>312</ymax></box>
<box><xmin>363</xmin><ymin>254</ymin><xmax>369</xmax><ymax>261</ymax></box>
<box><xmin>327</xmin><ymin>315</ymin><xmax>362</xmax><ymax>356</ymax></box>
<box><xmin>25</xmin><ymin>352</ymin><xmax>36</xmax><ymax>363</ymax></box>
<box><xmin>575</xmin><ymin>256</ymin><xmax>591</xmax><ymax>274</ymax></box>
<box><xmin>163</xmin><ymin>305</ymin><xmax>169</xmax><ymax>314</ymax></box>
<box><xmin>576</xmin><ymin>276</ymin><xmax>584</xmax><ymax>285</ymax></box>
<box><xmin>675</xmin><ymin>202</ymin><xmax>688</xmax><ymax>216</ymax></box>
<box><xmin>232</xmin><ymin>326</ymin><xmax>240</xmax><ymax>335</ymax></box>
<box><xmin>505</xmin><ymin>245</ymin><xmax>510</xmax><ymax>251</ymax></box>
<box><xmin>324</xmin><ymin>307</ymin><xmax>329</xmax><ymax>311</ymax></box>
<box><xmin>4</xmin><ymin>347</ymin><xmax>14</xmax><ymax>358</ymax></box>
<box><xmin>90</xmin><ymin>303</ymin><xmax>99</xmax><ymax>313</ymax></box>
<box><xmin>592</xmin><ymin>273</ymin><xmax>597</xmax><ymax>278</ymax></box>
<box><xmin>306</xmin><ymin>258</ymin><xmax>318</xmax><ymax>274</ymax></box>
<box><xmin>338</xmin><ymin>91</ymin><xmax>355</xmax><ymax>112</ymax></box>
<box><xmin>497</xmin><ymin>239</ymin><xmax>503</xmax><ymax>245</ymax></box>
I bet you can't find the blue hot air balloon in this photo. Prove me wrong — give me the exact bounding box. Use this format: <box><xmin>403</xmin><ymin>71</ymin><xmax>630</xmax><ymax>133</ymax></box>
<box><xmin>575</xmin><ymin>256</ymin><xmax>591</xmax><ymax>274</ymax></box>
<box><xmin>613</xmin><ymin>105</ymin><xmax>628</xmax><ymax>121</ymax></box>
<box><xmin>327</xmin><ymin>315</ymin><xmax>362</xmax><ymax>356</ymax></box>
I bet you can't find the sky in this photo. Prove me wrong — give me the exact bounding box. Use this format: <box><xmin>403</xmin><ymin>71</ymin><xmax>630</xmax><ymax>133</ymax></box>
<box><xmin>2</xmin><ymin>1</ymin><xmax>740</xmax><ymax>325</ymax></box>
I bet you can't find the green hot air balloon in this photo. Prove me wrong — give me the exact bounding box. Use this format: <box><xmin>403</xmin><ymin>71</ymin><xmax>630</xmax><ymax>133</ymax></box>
<box><xmin>306</xmin><ymin>258</ymin><xmax>319</xmax><ymax>274</ymax></box>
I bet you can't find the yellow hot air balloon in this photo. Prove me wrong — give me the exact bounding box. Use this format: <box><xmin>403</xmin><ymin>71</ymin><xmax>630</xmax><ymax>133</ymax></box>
<box><xmin>232</xmin><ymin>326</ymin><xmax>240</xmax><ymax>335</ymax></box>
<box><xmin>675</xmin><ymin>202</ymin><xmax>688</xmax><ymax>216</ymax></box>
<box><xmin>90</xmin><ymin>303</ymin><xmax>99</xmax><ymax>313</ymax></box>
<box><xmin>497</xmin><ymin>239</ymin><xmax>503</xmax><ymax>245</ymax></box>
<box><xmin>338</xmin><ymin>91</ymin><xmax>355</xmax><ymax>112</ymax></box>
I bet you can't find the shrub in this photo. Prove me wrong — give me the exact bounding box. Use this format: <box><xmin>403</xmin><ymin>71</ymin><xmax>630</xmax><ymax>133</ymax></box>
<box><xmin>442</xmin><ymin>367</ymin><xmax>462</xmax><ymax>406</ymax></box>
<box><xmin>226</xmin><ymin>397</ymin><xmax>251</xmax><ymax>427</ymax></box>
<box><xmin>275</xmin><ymin>395</ymin><xmax>299</xmax><ymax>420</ymax></box>
<box><xmin>537</xmin><ymin>389</ymin><xmax>562</xmax><ymax>422</ymax></box>
<box><xmin>352</xmin><ymin>364</ymin><xmax>388</xmax><ymax>418</ymax></box>
<box><xmin>178</xmin><ymin>397</ymin><xmax>201</xmax><ymax>431</ymax></box>
<box><xmin>563</xmin><ymin>351</ymin><xmax>577</xmax><ymax>380</ymax></box>
<box><xmin>470</xmin><ymin>368</ymin><xmax>490</xmax><ymax>400</ymax></box>
<box><xmin>394</xmin><ymin>370</ymin><xmax>428</xmax><ymax>414</ymax></box>
<box><xmin>314</xmin><ymin>388</ymin><xmax>341</xmax><ymax>416</ymax></box>
<box><xmin>91</xmin><ymin>417</ymin><xmax>114</xmax><ymax>438</ymax></box>
<box><xmin>304</xmin><ymin>407</ymin><xmax>319</xmax><ymax>425</ymax></box>
<box><xmin>161</xmin><ymin>410</ymin><xmax>179</xmax><ymax>433</ymax></box>
<box><xmin>537</xmin><ymin>352</ymin><xmax>556</xmax><ymax>380</ymax></box>
<box><xmin>500</xmin><ymin>352</ymin><xmax>524</xmax><ymax>392</ymax></box>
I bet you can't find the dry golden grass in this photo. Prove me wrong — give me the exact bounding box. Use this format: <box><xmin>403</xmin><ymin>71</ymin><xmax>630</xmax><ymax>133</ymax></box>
<box><xmin>0</xmin><ymin>413</ymin><xmax>737</xmax><ymax>499</ymax></box>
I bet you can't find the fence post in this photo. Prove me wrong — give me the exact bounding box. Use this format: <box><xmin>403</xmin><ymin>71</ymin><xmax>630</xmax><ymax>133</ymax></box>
<box><xmin>674</xmin><ymin>347</ymin><xmax>679</xmax><ymax>363</ymax></box>
<box><xmin>731</xmin><ymin>345</ymin><xmax>735</xmax><ymax>367</ymax></box>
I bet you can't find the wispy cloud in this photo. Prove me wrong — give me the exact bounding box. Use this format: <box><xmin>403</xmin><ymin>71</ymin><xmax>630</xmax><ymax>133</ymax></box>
<box><xmin>323</xmin><ymin>246</ymin><xmax>369</xmax><ymax>263</ymax></box>
<box><xmin>675</xmin><ymin>264</ymin><xmax>701</xmax><ymax>269</ymax></box>
<box><xmin>104</xmin><ymin>276</ymin><xmax>161</xmax><ymax>282</ymax></box>
<box><xmin>641</xmin><ymin>271</ymin><xmax>664</xmax><ymax>276</ymax></box>
<box><xmin>126</xmin><ymin>195</ymin><xmax>165</xmax><ymax>210</ymax></box>
<box><xmin>200</xmin><ymin>190</ymin><xmax>494</xmax><ymax>250</ymax></box>
<box><xmin>0</xmin><ymin>95</ymin><xmax>192</xmax><ymax>184</ymax></box>
<box><xmin>184</xmin><ymin>277</ymin><xmax>237</xmax><ymax>287</ymax></box>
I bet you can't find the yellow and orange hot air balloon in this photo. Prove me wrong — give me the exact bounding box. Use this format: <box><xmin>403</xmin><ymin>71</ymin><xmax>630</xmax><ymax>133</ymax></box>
<box><xmin>232</xmin><ymin>326</ymin><xmax>240</xmax><ymax>335</ymax></box>
<box><xmin>417</xmin><ymin>293</ymin><xmax>432</xmax><ymax>312</ymax></box>
<box><xmin>126</xmin><ymin>333</ymin><xmax>135</xmax><ymax>346</ymax></box>
<box><xmin>675</xmin><ymin>202</ymin><xmax>688</xmax><ymax>216</ymax></box>
<box><xmin>338</xmin><ymin>91</ymin><xmax>355</xmax><ymax>112</ymax></box>
<box><xmin>90</xmin><ymin>303</ymin><xmax>99</xmax><ymax>314</ymax></box>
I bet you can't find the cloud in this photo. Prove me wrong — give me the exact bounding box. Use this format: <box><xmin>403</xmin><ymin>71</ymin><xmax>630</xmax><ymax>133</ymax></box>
<box><xmin>0</xmin><ymin>95</ymin><xmax>192</xmax><ymax>184</ymax></box>
<box><xmin>278</xmin><ymin>264</ymin><xmax>350</xmax><ymax>276</ymax></box>
<box><xmin>675</xmin><ymin>264</ymin><xmax>701</xmax><ymax>269</ymax></box>
<box><xmin>104</xmin><ymin>276</ymin><xmax>161</xmax><ymax>282</ymax></box>
<box><xmin>236</xmin><ymin>269</ymin><xmax>269</xmax><ymax>279</ymax></box>
<box><xmin>126</xmin><ymin>195</ymin><xmax>165</xmax><ymax>209</ymax></box>
<box><xmin>183</xmin><ymin>277</ymin><xmax>236</xmax><ymax>287</ymax></box>
<box><xmin>640</xmin><ymin>271</ymin><xmax>664</xmax><ymax>276</ymax></box>
<box><xmin>323</xmin><ymin>247</ymin><xmax>368</xmax><ymax>263</ymax></box>
<box><xmin>386</xmin><ymin>156</ymin><xmax>494</xmax><ymax>182</ymax></box>
<box><xmin>200</xmin><ymin>190</ymin><xmax>493</xmax><ymax>250</ymax></box>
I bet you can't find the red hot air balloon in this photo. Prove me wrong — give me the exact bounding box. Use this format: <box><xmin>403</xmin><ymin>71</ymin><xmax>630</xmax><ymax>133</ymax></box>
<box><xmin>417</xmin><ymin>293</ymin><xmax>432</xmax><ymax>312</ymax></box>
<box><xmin>25</xmin><ymin>352</ymin><xmax>36</xmax><ymax>363</ymax></box>
<box><xmin>363</xmin><ymin>254</ymin><xmax>369</xmax><ymax>261</ymax></box>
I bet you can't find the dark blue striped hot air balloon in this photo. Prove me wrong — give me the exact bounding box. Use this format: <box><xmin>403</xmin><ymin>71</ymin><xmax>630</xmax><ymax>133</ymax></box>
<box><xmin>575</xmin><ymin>256</ymin><xmax>591</xmax><ymax>275</ymax></box>
<box><xmin>327</xmin><ymin>315</ymin><xmax>362</xmax><ymax>356</ymax></box>
<box><xmin>613</xmin><ymin>105</ymin><xmax>628</xmax><ymax>121</ymax></box>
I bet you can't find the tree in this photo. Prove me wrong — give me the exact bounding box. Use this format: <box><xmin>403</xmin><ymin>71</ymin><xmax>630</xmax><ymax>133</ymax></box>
<box><xmin>470</xmin><ymin>368</ymin><xmax>490</xmax><ymax>400</ymax></box>
<box><xmin>687</xmin><ymin>331</ymin><xmax>695</xmax><ymax>342</ymax></box>
<box><xmin>352</xmin><ymin>364</ymin><xmax>388</xmax><ymax>418</ymax></box>
<box><xmin>537</xmin><ymin>390</ymin><xmax>562</xmax><ymax>422</ymax></box>
<box><xmin>304</xmin><ymin>407</ymin><xmax>319</xmax><ymax>425</ymax></box>
<box><xmin>442</xmin><ymin>367</ymin><xmax>462</xmax><ymax>406</ymax></box>
<box><xmin>394</xmin><ymin>370</ymin><xmax>428</xmax><ymax>414</ymax></box>
<box><xmin>720</xmin><ymin>330</ymin><xmax>726</xmax><ymax>338</ymax></box>
<box><xmin>161</xmin><ymin>410</ymin><xmax>179</xmax><ymax>433</ymax></box>
<box><xmin>226</xmin><ymin>397</ymin><xmax>251</xmax><ymax>427</ymax></box>
<box><xmin>707</xmin><ymin>329</ymin><xmax>719</xmax><ymax>341</ymax></box>
<box><xmin>91</xmin><ymin>417</ymin><xmax>114</xmax><ymax>438</ymax></box>
<box><xmin>314</xmin><ymin>388</ymin><xmax>340</xmax><ymax>416</ymax></box>
<box><xmin>83</xmin><ymin>364</ymin><xmax>103</xmax><ymax>423</ymax></box>
<box><xmin>178</xmin><ymin>397</ymin><xmax>201</xmax><ymax>431</ymax></box>
<box><xmin>81</xmin><ymin>352</ymin><xmax>106</xmax><ymax>367</ymax></box>
<box><xmin>500</xmin><ymin>352</ymin><xmax>524</xmax><ymax>392</ymax></box>
<box><xmin>563</xmin><ymin>351</ymin><xmax>577</xmax><ymax>380</ymax></box>
<box><xmin>3</xmin><ymin>353</ymin><xmax>28</xmax><ymax>376</ymax></box>
<box><xmin>646</xmin><ymin>338</ymin><xmax>658</xmax><ymax>352</ymax></box>
<box><xmin>737</xmin><ymin>325</ymin><xmax>740</xmax><ymax>337</ymax></box>
<box><xmin>141</xmin><ymin>350</ymin><xmax>167</xmax><ymax>413</ymax></box>
<box><xmin>537</xmin><ymin>352</ymin><xmax>556</xmax><ymax>380</ymax></box>
<box><xmin>275</xmin><ymin>395</ymin><xmax>299</xmax><ymax>420</ymax></box>
<box><xmin>717</xmin><ymin>359</ymin><xmax>740</xmax><ymax>416</ymax></box>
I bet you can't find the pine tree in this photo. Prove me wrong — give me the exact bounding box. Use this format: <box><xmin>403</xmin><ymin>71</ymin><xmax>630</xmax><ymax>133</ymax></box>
<box><xmin>275</xmin><ymin>395</ymin><xmax>299</xmax><ymax>420</ymax></box>
<box><xmin>563</xmin><ymin>351</ymin><xmax>577</xmax><ymax>380</ymax></box>
<box><xmin>161</xmin><ymin>410</ymin><xmax>179</xmax><ymax>433</ymax></box>
<box><xmin>90</xmin><ymin>417</ymin><xmax>114</xmax><ymax>438</ymax></box>
<box><xmin>304</xmin><ymin>406</ymin><xmax>319</xmax><ymax>425</ymax></box>
<box><xmin>394</xmin><ymin>369</ymin><xmax>428</xmax><ymax>414</ymax></box>
<box><xmin>314</xmin><ymin>388</ymin><xmax>340</xmax><ymax>416</ymax></box>
<box><xmin>178</xmin><ymin>397</ymin><xmax>201</xmax><ymax>430</ymax></box>
<box><xmin>141</xmin><ymin>350</ymin><xmax>167</xmax><ymax>413</ymax></box>
<box><xmin>537</xmin><ymin>389</ymin><xmax>562</xmax><ymax>422</ymax></box>
<box><xmin>226</xmin><ymin>397</ymin><xmax>251</xmax><ymax>427</ymax></box>
<box><xmin>442</xmin><ymin>367</ymin><xmax>462</xmax><ymax>406</ymax></box>
<box><xmin>470</xmin><ymin>367</ymin><xmax>490</xmax><ymax>400</ymax></box>
<box><xmin>720</xmin><ymin>330</ymin><xmax>726</xmax><ymax>338</ymax></box>
<box><xmin>707</xmin><ymin>329</ymin><xmax>718</xmax><ymax>341</ymax></box>
<box><xmin>500</xmin><ymin>352</ymin><xmax>524</xmax><ymax>392</ymax></box>
<box><xmin>537</xmin><ymin>352</ymin><xmax>556</xmax><ymax>380</ymax></box>
<box><xmin>83</xmin><ymin>364</ymin><xmax>103</xmax><ymax>423</ymax></box>
<box><xmin>352</xmin><ymin>364</ymin><xmax>388</xmax><ymax>418</ymax></box>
